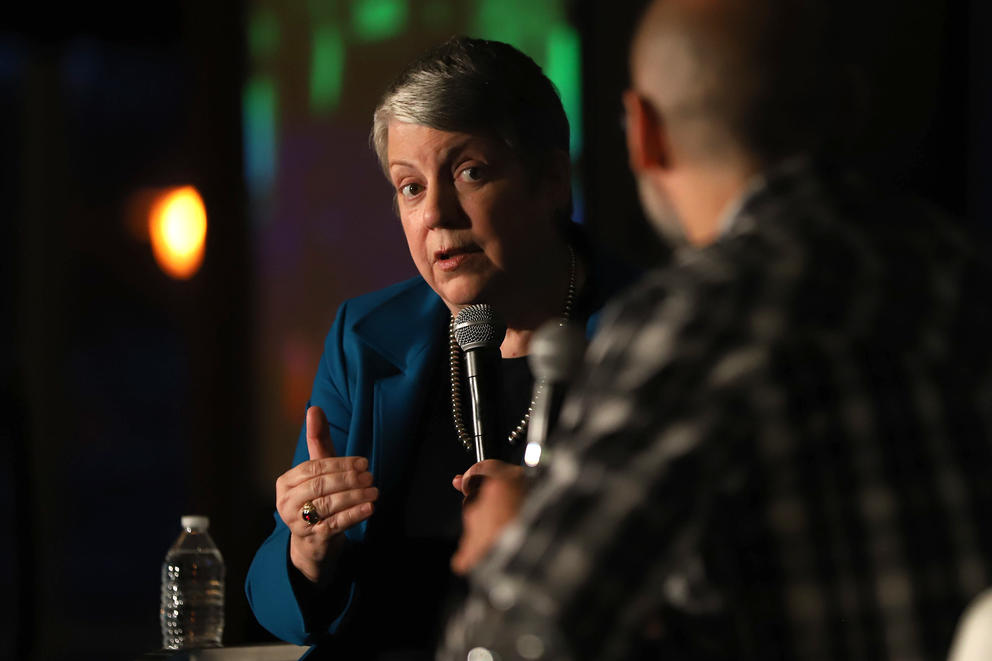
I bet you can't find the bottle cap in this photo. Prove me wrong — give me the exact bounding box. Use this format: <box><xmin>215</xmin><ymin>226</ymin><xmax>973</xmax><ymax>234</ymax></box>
<box><xmin>181</xmin><ymin>515</ymin><xmax>209</xmax><ymax>531</ymax></box>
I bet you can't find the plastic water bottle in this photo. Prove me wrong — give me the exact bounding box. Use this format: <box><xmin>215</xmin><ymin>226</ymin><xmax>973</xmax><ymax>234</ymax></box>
<box><xmin>160</xmin><ymin>515</ymin><xmax>225</xmax><ymax>650</ymax></box>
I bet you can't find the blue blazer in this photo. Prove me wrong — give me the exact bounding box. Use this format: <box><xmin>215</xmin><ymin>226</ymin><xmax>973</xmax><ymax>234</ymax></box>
<box><xmin>245</xmin><ymin>275</ymin><xmax>614</xmax><ymax>644</ymax></box>
<box><xmin>245</xmin><ymin>277</ymin><xmax>449</xmax><ymax>644</ymax></box>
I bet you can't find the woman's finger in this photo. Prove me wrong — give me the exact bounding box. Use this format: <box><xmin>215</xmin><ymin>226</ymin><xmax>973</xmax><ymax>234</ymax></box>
<box><xmin>278</xmin><ymin>455</ymin><xmax>368</xmax><ymax>490</ymax></box>
<box><xmin>321</xmin><ymin>501</ymin><xmax>375</xmax><ymax>534</ymax></box>
<box><xmin>306</xmin><ymin>406</ymin><xmax>336</xmax><ymax>460</ymax></box>
<box><xmin>299</xmin><ymin>486</ymin><xmax>378</xmax><ymax>531</ymax></box>
<box><xmin>300</xmin><ymin>469</ymin><xmax>374</xmax><ymax>503</ymax></box>
<box><xmin>276</xmin><ymin>469</ymin><xmax>373</xmax><ymax>530</ymax></box>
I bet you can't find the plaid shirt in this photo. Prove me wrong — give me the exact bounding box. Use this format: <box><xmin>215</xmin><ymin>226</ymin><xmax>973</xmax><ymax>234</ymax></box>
<box><xmin>441</xmin><ymin>160</ymin><xmax>992</xmax><ymax>661</ymax></box>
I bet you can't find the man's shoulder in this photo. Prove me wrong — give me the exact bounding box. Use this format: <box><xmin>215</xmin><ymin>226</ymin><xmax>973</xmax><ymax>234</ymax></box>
<box><xmin>589</xmin><ymin>261</ymin><xmax>750</xmax><ymax>375</ymax></box>
<box><xmin>602</xmin><ymin>166</ymin><xmax>992</xmax><ymax>366</ymax></box>
<box><xmin>736</xmin><ymin>161</ymin><xmax>972</xmax><ymax>259</ymax></box>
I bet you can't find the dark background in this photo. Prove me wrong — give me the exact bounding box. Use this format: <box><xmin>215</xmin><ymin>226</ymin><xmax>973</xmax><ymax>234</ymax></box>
<box><xmin>1</xmin><ymin>1</ymin><xmax>989</xmax><ymax>659</ymax></box>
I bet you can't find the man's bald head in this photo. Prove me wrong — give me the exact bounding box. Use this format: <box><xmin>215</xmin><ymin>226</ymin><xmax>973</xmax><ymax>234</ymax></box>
<box><xmin>631</xmin><ymin>0</ymin><xmax>850</xmax><ymax>167</ymax></box>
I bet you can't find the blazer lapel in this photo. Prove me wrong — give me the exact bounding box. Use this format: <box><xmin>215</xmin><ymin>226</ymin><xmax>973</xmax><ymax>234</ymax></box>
<box><xmin>352</xmin><ymin>282</ymin><xmax>448</xmax><ymax>494</ymax></box>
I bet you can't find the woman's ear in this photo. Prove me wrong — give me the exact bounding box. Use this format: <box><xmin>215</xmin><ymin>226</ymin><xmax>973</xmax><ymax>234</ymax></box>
<box><xmin>623</xmin><ymin>89</ymin><xmax>670</xmax><ymax>172</ymax></box>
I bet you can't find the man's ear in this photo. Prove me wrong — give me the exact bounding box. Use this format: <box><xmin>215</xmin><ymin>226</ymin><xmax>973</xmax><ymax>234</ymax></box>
<box><xmin>623</xmin><ymin>90</ymin><xmax>670</xmax><ymax>172</ymax></box>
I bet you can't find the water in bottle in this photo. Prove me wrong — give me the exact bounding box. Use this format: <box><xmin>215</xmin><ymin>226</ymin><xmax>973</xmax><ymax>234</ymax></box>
<box><xmin>160</xmin><ymin>515</ymin><xmax>225</xmax><ymax>650</ymax></box>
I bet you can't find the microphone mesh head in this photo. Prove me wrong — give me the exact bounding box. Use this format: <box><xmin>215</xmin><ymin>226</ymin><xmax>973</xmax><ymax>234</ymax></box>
<box><xmin>454</xmin><ymin>304</ymin><xmax>506</xmax><ymax>351</ymax></box>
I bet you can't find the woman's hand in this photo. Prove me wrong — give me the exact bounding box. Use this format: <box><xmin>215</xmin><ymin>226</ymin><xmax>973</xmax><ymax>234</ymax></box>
<box><xmin>277</xmin><ymin>406</ymin><xmax>378</xmax><ymax>584</ymax></box>
<box><xmin>451</xmin><ymin>459</ymin><xmax>526</xmax><ymax>575</ymax></box>
<box><xmin>451</xmin><ymin>458</ymin><xmax>524</xmax><ymax>497</ymax></box>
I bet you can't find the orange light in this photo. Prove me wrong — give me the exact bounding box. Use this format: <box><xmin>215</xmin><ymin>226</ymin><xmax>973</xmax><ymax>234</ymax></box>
<box><xmin>148</xmin><ymin>186</ymin><xmax>207</xmax><ymax>280</ymax></box>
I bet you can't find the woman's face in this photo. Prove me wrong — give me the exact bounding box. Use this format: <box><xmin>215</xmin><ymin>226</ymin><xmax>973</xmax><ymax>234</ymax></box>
<box><xmin>387</xmin><ymin>120</ymin><xmax>565</xmax><ymax>315</ymax></box>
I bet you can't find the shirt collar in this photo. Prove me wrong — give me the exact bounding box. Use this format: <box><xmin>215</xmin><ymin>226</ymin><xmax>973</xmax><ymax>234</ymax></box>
<box><xmin>715</xmin><ymin>154</ymin><xmax>815</xmax><ymax>239</ymax></box>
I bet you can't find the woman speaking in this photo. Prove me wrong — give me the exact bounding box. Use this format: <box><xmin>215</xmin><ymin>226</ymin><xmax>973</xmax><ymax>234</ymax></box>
<box><xmin>245</xmin><ymin>36</ymin><xmax>629</xmax><ymax>659</ymax></box>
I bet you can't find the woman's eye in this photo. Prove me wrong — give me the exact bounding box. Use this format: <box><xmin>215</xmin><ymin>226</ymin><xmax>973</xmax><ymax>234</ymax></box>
<box><xmin>458</xmin><ymin>166</ymin><xmax>483</xmax><ymax>183</ymax></box>
<box><xmin>399</xmin><ymin>183</ymin><xmax>422</xmax><ymax>199</ymax></box>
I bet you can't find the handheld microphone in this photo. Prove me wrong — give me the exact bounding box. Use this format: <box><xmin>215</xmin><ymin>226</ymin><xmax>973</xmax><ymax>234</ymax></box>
<box><xmin>453</xmin><ymin>305</ymin><xmax>507</xmax><ymax>462</ymax></box>
<box><xmin>525</xmin><ymin>321</ymin><xmax>587</xmax><ymax>467</ymax></box>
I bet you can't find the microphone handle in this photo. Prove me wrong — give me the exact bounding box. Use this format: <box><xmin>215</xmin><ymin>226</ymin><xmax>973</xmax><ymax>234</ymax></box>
<box><xmin>525</xmin><ymin>320</ymin><xmax>587</xmax><ymax>468</ymax></box>
<box><xmin>525</xmin><ymin>379</ymin><xmax>568</xmax><ymax>467</ymax></box>
<box><xmin>541</xmin><ymin>384</ymin><xmax>568</xmax><ymax>446</ymax></box>
<box><xmin>464</xmin><ymin>348</ymin><xmax>501</xmax><ymax>462</ymax></box>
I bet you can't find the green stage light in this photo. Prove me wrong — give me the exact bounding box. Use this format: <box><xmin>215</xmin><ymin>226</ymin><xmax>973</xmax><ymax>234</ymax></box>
<box><xmin>243</xmin><ymin>76</ymin><xmax>278</xmax><ymax>200</ymax></box>
<box><xmin>352</xmin><ymin>0</ymin><xmax>408</xmax><ymax>42</ymax></box>
<box><xmin>248</xmin><ymin>10</ymin><xmax>280</xmax><ymax>59</ymax></box>
<box><xmin>546</xmin><ymin>24</ymin><xmax>582</xmax><ymax>157</ymax></box>
<box><xmin>310</xmin><ymin>25</ymin><xmax>345</xmax><ymax>112</ymax></box>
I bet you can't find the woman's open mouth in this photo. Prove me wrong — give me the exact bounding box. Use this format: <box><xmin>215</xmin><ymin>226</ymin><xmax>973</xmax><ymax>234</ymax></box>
<box><xmin>435</xmin><ymin>246</ymin><xmax>482</xmax><ymax>271</ymax></box>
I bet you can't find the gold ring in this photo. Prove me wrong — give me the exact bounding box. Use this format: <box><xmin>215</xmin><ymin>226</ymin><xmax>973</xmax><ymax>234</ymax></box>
<box><xmin>301</xmin><ymin>500</ymin><xmax>320</xmax><ymax>526</ymax></box>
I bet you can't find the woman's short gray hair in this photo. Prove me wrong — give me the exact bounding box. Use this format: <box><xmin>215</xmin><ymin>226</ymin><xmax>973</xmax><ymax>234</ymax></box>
<box><xmin>371</xmin><ymin>36</ymin><xmax>570</xmax><ymax>179</ymax></box>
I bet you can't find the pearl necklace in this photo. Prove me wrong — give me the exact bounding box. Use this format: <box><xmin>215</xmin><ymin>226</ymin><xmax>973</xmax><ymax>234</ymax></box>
<box><xmin>448</xmin><ymin>246</ymin><xmax>576</xmax><ymax>452</ymax></box>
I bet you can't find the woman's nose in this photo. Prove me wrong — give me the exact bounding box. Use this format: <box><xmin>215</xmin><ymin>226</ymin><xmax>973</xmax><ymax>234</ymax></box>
<box><xmin>422</xmin><ymin>182</ymin><xmax>462</xmax><ymax>229</ymax></box>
